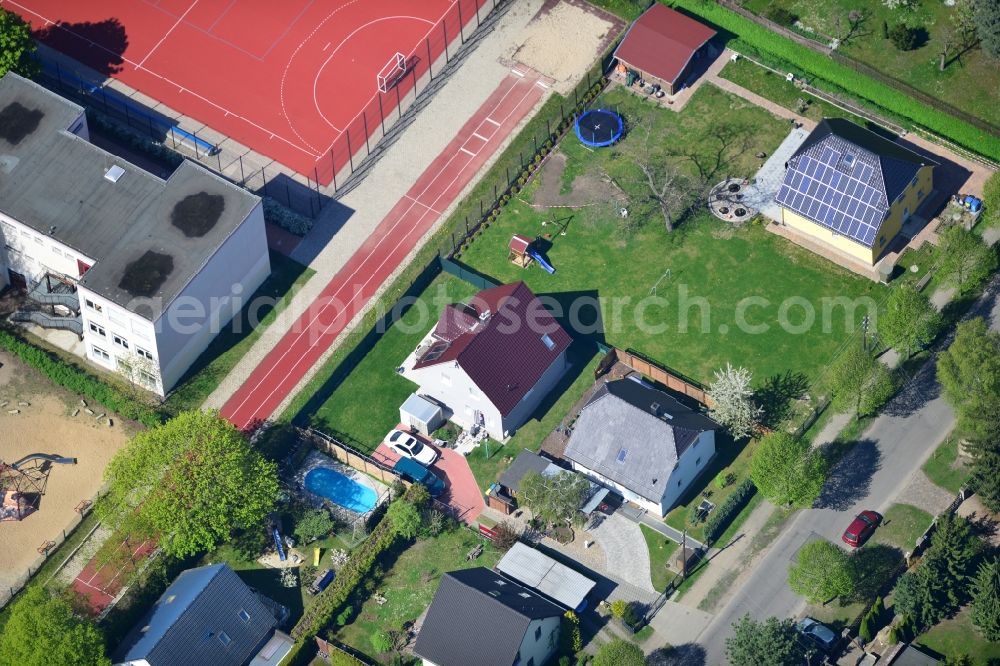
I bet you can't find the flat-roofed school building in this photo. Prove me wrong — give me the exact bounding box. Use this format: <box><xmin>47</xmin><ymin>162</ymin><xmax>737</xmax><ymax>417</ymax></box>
<box><xmin>0</xmin><ymin>72</ymin><xmax>269</xmax><ymax>396</ymax></box>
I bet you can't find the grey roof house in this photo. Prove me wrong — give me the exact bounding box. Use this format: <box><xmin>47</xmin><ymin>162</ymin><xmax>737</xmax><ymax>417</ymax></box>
<box><xmin>414</xmin><ymin>567</ymin><xmax>563</xmax><ymax>666</ymax></box>
<box><xmin>113</xmin><ymin>563</ymin><xmax>293</xmax><ymax>666</ymax></box>
<box><xmin>564</xmin><ymin>377</ymin><xmax>718</xmax><ymax>516</ymax></box>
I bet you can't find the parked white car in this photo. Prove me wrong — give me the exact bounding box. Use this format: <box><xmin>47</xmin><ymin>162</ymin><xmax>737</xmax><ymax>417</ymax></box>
<box><xmin>384</xmin><ymin>429</ymin><xmax>438</xmax><ymax>465</ymax></box>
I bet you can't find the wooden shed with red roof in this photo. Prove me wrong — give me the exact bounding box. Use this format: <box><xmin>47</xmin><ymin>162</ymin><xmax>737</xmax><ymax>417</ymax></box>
<box><xmin>613</xmin><ymin>4</ymin><xmax>717</xmax><ymax>94</ymax></box>
<box><xmin>400</xmin><ymin>282</ymin><xmax>571</xmax><ymax>441</ymax></box>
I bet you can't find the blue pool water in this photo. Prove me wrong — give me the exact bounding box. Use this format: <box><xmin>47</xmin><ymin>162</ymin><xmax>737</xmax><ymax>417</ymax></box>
<box><xmin>304</xmin><ymin>467</ymin><xmax>378</xmax><ymax>513</ymax></box>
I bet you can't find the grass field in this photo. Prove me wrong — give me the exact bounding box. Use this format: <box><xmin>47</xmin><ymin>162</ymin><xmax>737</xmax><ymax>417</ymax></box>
<box><xmin>918</xmin><ymin>606</ymin><xmax>1000</xmax><ymax>664</ymax></box>
<box><xmin>164</xmin><ymin>252</ymin><xmax>314</xmax><ymax>415</ymax></box>
<box><xmin>459</xmin><ymin>84</ymin><xmax>889</xmax><ymax>389</ymax></box>
<box><xmin>641</xmin><ymin>524</ymin><xmax>679</xmax><ymax>591</ymax></box>
<box><xmin>331</xmin><ymin>527</ymin><xmax>499</xmax><ymax>657</ymax></box>
<box><xmin>873</xmin><ymin>503</ymin><xmax>932</xmax><ymax>552</ymax></box>
<box><xmin>921</xmin><ymin>435</ymin><xmax>970</xmax><ymax>494</ymax></box>
<box><xmin>742</xmin><ymin>0</ymin><xmax>1000</xmax><ymax>128</ymax></box>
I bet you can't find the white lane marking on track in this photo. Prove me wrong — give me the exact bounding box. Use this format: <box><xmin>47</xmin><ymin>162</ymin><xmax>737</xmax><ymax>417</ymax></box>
<box><xmin>459</xmin><ymin>146</ymin><xmax>475</xmax><ymax>156</ymax></box>
<box><xmin>484</xmin><ymin>117</ymin><xmax>500</xmax><ymax>126</ymax></box>
<box><xmin>226</xmin><ymin>74</ymin><xmax>542</xmax><ymax>425</ymax></box>
<box><xmin>472</xmin><ymin>132</ymin><xmax>488</xmax><ymax>141</ymax></box>
<box><xmin>137</xmin><ymin>0</ymin><xmax>200</xmax><ymax>68</ymax></box>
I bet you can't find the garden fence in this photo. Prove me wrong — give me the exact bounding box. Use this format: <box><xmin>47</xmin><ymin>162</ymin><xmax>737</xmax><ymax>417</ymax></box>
<box><xmin>300</xmin><ymin>428</ymin><xmax>405</xmax><ymax>488</ymax></box>
<box><xmin>714</xmin><ymin>0</ymin><xmax>1000</xmax><ymax>139</ymax></box>
<box><xmin>315</xmin><ymin>637</ymin><xmax>375</xmax><ymax>665</ymax></box>
<box><xmin>612</xmin><ymin>347</ymin><xmax>714</xmax><ymax>407</ymax></box>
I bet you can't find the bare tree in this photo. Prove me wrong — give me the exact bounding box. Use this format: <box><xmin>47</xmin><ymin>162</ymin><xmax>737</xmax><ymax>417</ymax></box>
<box><xmin>939</xmin><ymin>26</ymin><xmax>957</xmax><ymax>70</ymax></box>
<box><xmin>845</xmin><ymin>9</ymin><xmax>866</xmax><ymax>42</ymax></box>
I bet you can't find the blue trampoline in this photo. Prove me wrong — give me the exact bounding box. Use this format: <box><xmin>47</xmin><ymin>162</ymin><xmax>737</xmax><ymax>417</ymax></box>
<box><xmin>575</xmin><ymin>109</ymin><xmax>623</xmax><ymax>147</ymax></box>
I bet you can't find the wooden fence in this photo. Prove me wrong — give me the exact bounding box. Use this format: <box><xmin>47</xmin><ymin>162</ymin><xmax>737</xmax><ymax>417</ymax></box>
<box><xmin>605</xmin><ymin>347</ymin><xmax>714</xmax><ymax>407</ymax></box>
<box><xmin>299</xmin><ymin>427</ymin><xmax>406</xmax><ymax>488</ymax></box>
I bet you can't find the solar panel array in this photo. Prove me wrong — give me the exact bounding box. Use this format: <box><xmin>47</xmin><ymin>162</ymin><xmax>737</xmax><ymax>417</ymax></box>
<box><xmin>775</xmin><ymin>145</ymin><xmax>886</xmax><ymax>246</ymax></box>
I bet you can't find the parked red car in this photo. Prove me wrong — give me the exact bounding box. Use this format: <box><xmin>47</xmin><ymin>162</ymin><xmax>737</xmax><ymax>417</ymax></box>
<box><xmin>842</xmin><ymin>510</ymin><xmax>882</xmax><ymax>547</ymax></box>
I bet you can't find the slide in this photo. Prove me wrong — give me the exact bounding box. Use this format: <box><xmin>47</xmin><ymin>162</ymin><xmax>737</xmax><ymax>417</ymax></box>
<box><xmin>527</xmin><ymin>248</ymin><xmax>555</xmax><ymax>274</ymax></box>
<box><xmin>272</xmin><ymin>528</ymin><xmax>287</xmax><ymax>562</ymax></box>
<box><xmin>11</xmin><ymin>453</ymin><xmax>77</xmax><ymax>469</ymax></box>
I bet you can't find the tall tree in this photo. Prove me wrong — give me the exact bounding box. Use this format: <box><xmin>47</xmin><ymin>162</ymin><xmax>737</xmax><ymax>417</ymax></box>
<box><xmin>924</xmin><ymin>513</ymin><xmax>982</xmax><ymax>606</ymax></box>
<box><xmin>518</xmin><ymin>470</ymin><xmax>592</xmax><ymax>527</ymax></box>
<box><xmin>708</xmin><ymin>363</ymin><xmax>763</xmax><ymax>440</ymax></box>
<box><xmin>0</xmin><ymin>586</ymin><xmax>110</xmax><ymax>666</ymax></box>
<box><xmin>975</xmin><ymin>0</ymin><xmax>1000</xmax><ymax>57</ymax></box>
<box><xmin>0</xmin><ymin>9</ymin><xmax>39</xmax><ymax>79</ymax></box>
<box><xmin>937</xmin><ymin>225</ymin><xmax>998</xmax><ymax>294</ymax></box>
<box><xmin>829</xmin><ymin>339</ymin><xmax>896</xmax><ymax>419</ymax></box>
<box><xmin>952</xmin><ymin>0</ymin><xmax>980</xmax><ymax>49</ymax></box>
<box><xmin>879</xmin><ymin>284</ymin><xmax>942</xmax><ymax>358</ymax></box>
<box><xmin>971</xmin><ymin>558</ymin><xmax>1000</xmax><ymax>641</ymax></box>
<box><xmin>725</xmin><ymin>614</ymin><xmax>817</xmax><ymax>666</ymax></box>
<box><xmin>98</xmin><ymin>410</ymin><xmax>279</xmax><ymax>557</ymax></box>
<box><xmin>788</xmin><ymin>539</ymin><xmax>857</xmax><ymax>603</ymax></box>
<box><xmin>749</xmin><ymin>432</ymin><xmax>827</xmax><ymax>507</ymax></box>
<box><xmin>937</xmin><ymin>317</ymin><xmax>1000</xmax><ymax>440</ymax></box>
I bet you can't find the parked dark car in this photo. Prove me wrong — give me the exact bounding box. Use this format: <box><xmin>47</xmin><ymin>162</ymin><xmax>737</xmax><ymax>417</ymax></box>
<box><xmin>393</xmin><ymin>456</ymin><xmax>446</xmax><ymax>497</ymax></box>
<box><xmin>796</xmin><ymin>617</ymin><xmax>838</xmax><ymax>652</ymax></box>
<box><xmin>842</xmin><ymin>510</ymin><xmax>882</xmax><ymax>548</ymax></box>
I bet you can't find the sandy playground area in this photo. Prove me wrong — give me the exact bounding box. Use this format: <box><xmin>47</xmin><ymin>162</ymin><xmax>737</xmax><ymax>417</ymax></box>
<box><xmin>0</xmin><ymin>351</ymin><xmax>130</xmax><ymax>600</ymax></box>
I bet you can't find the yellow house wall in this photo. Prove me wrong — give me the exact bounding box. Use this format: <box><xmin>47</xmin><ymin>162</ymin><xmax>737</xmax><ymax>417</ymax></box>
<box><xmin>780</xmin><ymin>165</ymin><xmax>934</xmax><ymax>264</ymax></box>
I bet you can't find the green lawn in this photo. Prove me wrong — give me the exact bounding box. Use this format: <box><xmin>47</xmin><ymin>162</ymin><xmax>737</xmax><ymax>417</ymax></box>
<box><xmin>459</xmin><ymin>84</ymin><xmax>889</xmax><ymax>389</ymax></box>
<box><xmin>331</xmin><ymin>527</ymin><xmax>499</xmax><ymax>656</ymax></box>
<box><xmin>641</xmin><ymin>524</ymin><xmax>679</xmax><ymax>592</ymax></box>
<box><xmin>308</xmin><ymin>273</ymin><xmax>477</xmax><ymax>452</ymax></box>
<box><xmin>873</xmin><ymin>503</ymin><xmax>932</xmax><ymax>552</ymax></box>
<box><xmin>742</xmin><ymin>0</ymin><xmax>1000</xmax><ymax>128</ymax></box>
<box><xmin>718</xmin><ymin>58</ymin><xmax>860</xmax><ymax>124</ymax></box>
<box><xmin>922</xmin><ymin>435</ymin><xmax>971</xmax><ymax>495</ymax></box>
<box><xmin>164</xmin><ymin>251</ymin><xmax>314</xmax><ymax>415</ymax></box>
<box><xmin>917</xmin><ymin>606</ymin><xmax>1000</xmax><ymax>665</ymax></box>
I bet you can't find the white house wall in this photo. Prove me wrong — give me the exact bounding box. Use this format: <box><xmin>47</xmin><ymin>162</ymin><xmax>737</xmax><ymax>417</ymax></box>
<box><xmin>154</xmin><ymin>202</ymin><xmax>269</xmax><ymax>393</ymax></box>
<box><xmin>0</xmin><ymin>213</ymin><xmax>96</xmax><ymax>284</ymax></box>
<box><xmin>406</xmin><ymin>363</ymin><xmax>505</xmax><ymax>439</ymax></box>
<box><xmin>502</xmin><ymin>350</ymin><xmax>568</xmax><ymax>438</ymax></box>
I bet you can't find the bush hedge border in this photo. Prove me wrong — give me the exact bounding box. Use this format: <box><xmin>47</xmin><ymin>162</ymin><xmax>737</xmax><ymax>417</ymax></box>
<box><xmin>669</xmin><ymin>0</ymin><xmax>1000</xmax><ymax>163</ymax></box>
<box><xmin>703</xmin><ymin>477</ymin><xmax>757</xmax><ymax>544</ymax></box>
<box><xmin>0</xmin><ymin>328</ymin><xmax>162</xmax><ymax>428</ymax></box>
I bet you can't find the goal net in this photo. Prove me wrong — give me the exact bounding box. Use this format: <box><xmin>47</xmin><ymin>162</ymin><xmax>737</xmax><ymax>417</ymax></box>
<box><xmin>376</xmin><ymin>52</ymin><xmax>407</xmax><ymax>93</ymax></box>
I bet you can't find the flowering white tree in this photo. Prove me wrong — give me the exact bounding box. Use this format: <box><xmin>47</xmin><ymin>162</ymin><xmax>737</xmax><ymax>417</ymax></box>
<box><xmin>708</xmin><ymin>364</ymin><xmax>763</xmax><ymax>440</ymax></box>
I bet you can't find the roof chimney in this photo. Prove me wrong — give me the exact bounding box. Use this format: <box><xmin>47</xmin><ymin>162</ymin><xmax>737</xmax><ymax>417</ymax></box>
<box><xmin>650</xmin><ymin>402</ymin><xmax>660</xmax><ymax>416</ymax></box>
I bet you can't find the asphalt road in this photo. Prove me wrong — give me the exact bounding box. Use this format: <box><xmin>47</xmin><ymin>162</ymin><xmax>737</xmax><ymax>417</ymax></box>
<box><xmin>695</xmin><ymin>276</ymin><xmax>1000</xmax><ymax>665</ymax></box>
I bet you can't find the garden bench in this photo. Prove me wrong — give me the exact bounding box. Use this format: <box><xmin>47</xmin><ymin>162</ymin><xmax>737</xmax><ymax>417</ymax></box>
<box><xmin>466</xmin><ymin>544</ymin><xmax>484</xmax><ymax>561</ymax></box>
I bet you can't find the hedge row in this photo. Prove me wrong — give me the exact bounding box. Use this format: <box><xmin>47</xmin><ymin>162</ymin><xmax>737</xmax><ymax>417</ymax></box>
<box><xmin>0</xmin><ymin>329</ymin><xmax>163</xmax><ymax>427</ymax></box>
<box><xmin>703</xmin><ymin>478</ymin><xmax>757</xmax><ymax>544</ymax></box>
<box><xmin>669</xmin><ymin>0</ymin><xmax>1000</xmax><ymax>162</ymax></box>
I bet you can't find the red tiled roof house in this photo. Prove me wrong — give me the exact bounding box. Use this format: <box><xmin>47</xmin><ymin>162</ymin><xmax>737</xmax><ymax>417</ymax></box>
<box><xmin>613</xmin><ymin>4</ymin><xmax>717</xmax><ymax>94</ymax></box>
<box><xmin>400</xmin><ymin>282</ymin><xmax>571</xmax><ymax>441</ymax></box>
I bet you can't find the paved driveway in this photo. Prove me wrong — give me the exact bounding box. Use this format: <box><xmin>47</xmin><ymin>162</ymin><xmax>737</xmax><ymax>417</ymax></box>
<box><xmin>373</xmin><ymin>437</ymin><xmax>485</xmax><ymax>526</ymax></box>
<box><xmin>588</xmin><ymin>512</ymin><xmax>655</xmax><ymax>593</ymax></box>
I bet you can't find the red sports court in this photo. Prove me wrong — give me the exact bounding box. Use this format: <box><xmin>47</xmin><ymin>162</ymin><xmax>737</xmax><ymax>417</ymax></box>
<box><xmin>4</xmin><ymin>0</ymin><xmax>494</xmax><ymax>184</ymax></box>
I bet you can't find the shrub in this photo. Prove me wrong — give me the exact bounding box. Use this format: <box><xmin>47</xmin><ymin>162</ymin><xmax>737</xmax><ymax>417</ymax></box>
<box><xmin>859</xmin><ymin>613</ymin><xmax>874</xmax><ymax>643</ymax></box>
<box><xmin>703</xmin><ymin>478</ymin><xmax>757</xmax><ymax>544</ymax></box>
<box><xmin>491</xmin><ymin>520</ymin><xmax>521</xmax><ymax>551</ymax></box>
<box><xmin>888</xmin><ymin>24</ymin><xmax>919</xmax><ymax>50</ymax></box>
<box><xmin>0</xmin><ymin>329</ymin><xmax>162</xmax><ymax>427</ymax></box>
<box><xmin>293</xmin><ymin>508</ymin><xmax>335</xmax><ymax>543</ymax></box>
<box><xmin>370</xmin><ymin>629</ymin><xmax>392</xmax><ymax>654</ymax></box>
<box><xmin>262</xmin><ymin>198</ymin><xmax>314</xmax><ymax>236</ymax></box>
<box><xmin>329</xmin><ymin>652</ymin><xmax>366</xmax><ymax>666</ymax></box>
<box><xmin>765</xmin><ymin>6</ymin><xmax>798</xmax><ymax>26</ymax></box>
<box><xmin>335</xmin><ymin>606</ymin><xmax>353</xmax><ymax>626</ymax></box>
<box><xmin>670</xmin><ymin>0</ymin><xmax>1000</xmax><ymax>161</ymax></box>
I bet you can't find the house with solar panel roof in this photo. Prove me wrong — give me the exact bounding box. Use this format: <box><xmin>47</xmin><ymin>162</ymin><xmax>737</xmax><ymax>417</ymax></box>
<box><xmin>774</xmin><ymin>118</ymin><xmax>937</xmax><ymax>265</ymax></box>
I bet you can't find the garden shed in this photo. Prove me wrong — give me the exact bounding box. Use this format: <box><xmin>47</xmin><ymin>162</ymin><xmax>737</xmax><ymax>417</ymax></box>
<box><xmin>399</xmin><ymin>393</ymin><xmax>444</xmax><ymax>436</ymax></box>
<box><xmin>613</xmin><ymin>3</ymin><xmax>717</xmax><ymax>94</ymax></box>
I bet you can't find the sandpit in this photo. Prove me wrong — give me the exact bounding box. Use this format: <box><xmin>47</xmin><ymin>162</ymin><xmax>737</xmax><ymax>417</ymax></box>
<box><xmin>512</xmin><ymin>1</ymin><xmax>614</xmax><ymax>91</ymax></box>
<box><xmin>0</xmin><ymin>351</ymin><xmax>130</xmax><ymax>601</ymax></box>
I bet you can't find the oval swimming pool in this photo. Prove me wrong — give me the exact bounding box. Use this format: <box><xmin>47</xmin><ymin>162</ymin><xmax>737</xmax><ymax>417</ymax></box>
<box><xmin>304</xmin><ymin>467</ymin><xmax>378</xmax><ymax>514</ymax></box>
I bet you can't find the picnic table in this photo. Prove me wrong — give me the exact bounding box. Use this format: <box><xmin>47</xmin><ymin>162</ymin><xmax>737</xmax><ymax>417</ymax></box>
<box><xmin>466</xmin><ymin>544</ymin><xmax>484</xmax><ymax>561</ymax></box>
<box><xmin>37</xmin><ymin>540</ymin><xmax>56</xmax><ymax>555</ymax></box>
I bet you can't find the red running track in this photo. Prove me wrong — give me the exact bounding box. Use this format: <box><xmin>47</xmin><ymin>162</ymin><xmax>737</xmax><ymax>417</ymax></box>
<box><xmin>3</xmin><ymin>0</ymin><xmax>486</xmax><ymax>183</ymax></box>
<box><xmin>222</xmin><ymin>67</ymin><xmax>552</xmax><ymax>430</ymax></box>
<box><xmin>70</xmin><ymin>537</ymin><xmax>156</xmax><ymax>615</ymax></box>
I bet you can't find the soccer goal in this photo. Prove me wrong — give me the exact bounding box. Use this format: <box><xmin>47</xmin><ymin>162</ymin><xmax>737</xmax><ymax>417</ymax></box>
<box><xmin>376</xmin><ymin>52</ymin><xmax>407</xmax><ymax>93</ymax></box>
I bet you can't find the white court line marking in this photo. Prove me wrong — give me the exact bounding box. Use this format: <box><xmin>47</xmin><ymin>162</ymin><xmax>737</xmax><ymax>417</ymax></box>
<box><xmin>404</xmin><ymin>194</ymin><xmax>442</xmax><ymax>216</ymax></box>
<box><xmin>323</xmin><ymin>42</ymin><xmax>331</xmax><ymax>51</ymax></box>
<box><xmin>511</xmin><ymin>68</ymin><xmax>525</xmax><ymax>77</ymax></box>
<box><xmin>484</xmin><ymin>117</ymin><xmax>500</xmax><ymax>126</ymax></box>
<box><xmin>536</xmin><ymin>80</ymin><xmax>551</xmax><ymax>89</ymax></box>
<box><xmin>5</xmin><ymin>0</ymin><xmax>320</xmax><ymax>158</ymax></box>
<box><xmin>136</xmin><ymin>0</ymin><xmax>200</xmax><ymax>68</ymax></box>
<box><xmin>227</xmin><ymin>73</ymin><xmax>542</xmax><ymax>424</ymax></box>
<box><xmin>459</xmin><ymin>146</ymin><xmax>475</xmax><ymax>156</ymax></box>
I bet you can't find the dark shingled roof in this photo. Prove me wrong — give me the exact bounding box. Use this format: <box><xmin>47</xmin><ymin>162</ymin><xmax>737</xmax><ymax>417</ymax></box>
<box><xmin>114</xmin><ymin>564</ymin><xmax>278</xmax><ymax>666</ymax></box>
<box><xmin>413</xmin><ymin>568</ymin><xmax>562</xmax><ymax>666</ymax></box>
<box><xmin>774</xmin><ymin>118</ymin><xmax>936</xmax><ymax>248</ymax></box>
<box><xmin>498</xmin><ymin>450</ymin><xmax>557</xmax><ymax>493</ymax></box>
<box><xmin>613</xmin><ymin>4</ymin><xmax>716</xmax><ymax>86</ymax></box>
<box><xmin>414</xmin><ymin>282</ymin><xmax>572</xmax><ymax>416</ymax></box>
<box><xmin>564</xmin><ymin>378</ymin><xmax>718</xmax><ymax>503</ymax></box>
